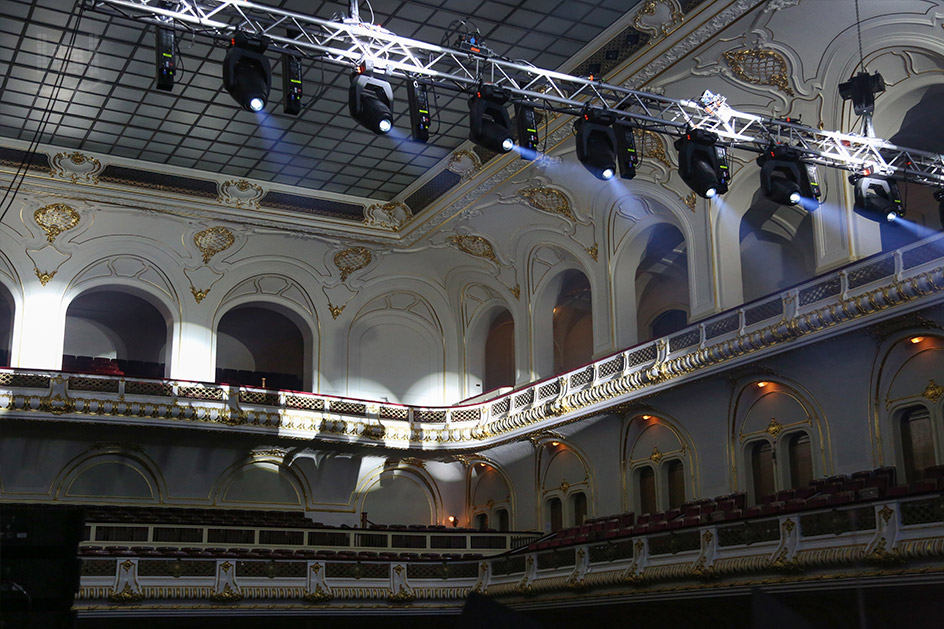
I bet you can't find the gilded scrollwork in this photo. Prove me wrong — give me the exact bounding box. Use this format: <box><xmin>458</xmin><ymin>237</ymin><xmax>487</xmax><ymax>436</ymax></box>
<box><xmin>34</xmin><ymin>268</ymin><xmax>56</xmax><ymax>286</ymax></box>
<box><xmin>722</xmin><ymin>48</ymin><xmax>794</xmax><ymax>96</ymax></box>
<box><xmin>51</xmin><ymin>150</ymin><xmax>103</xmax><ymax>184</ymax></box>
<box><xmin>633</xmin><ymin>0</ymin><xmax>684</xmax><ymax>37</ymax></box>
<box><xmin>34</xmin><ymin>203</ymin><xmax>80</xmax><ymax>243</ymax></box>
<box><xmin>446</xmin><ymin>149</ymin><xmax>482</xmax><ymax>179</ymax></box>
<box><xmin>334</xmin><ymin>246</ymin><xmax>373</xmax><ymax>281</ymax></box>
<box><xmin>364</xmin><ymin>201</ymin><xmax>413</xmax><ymax>231</ymax></box>
<box><xmin>193</xmin><ymin>226</ymin><xmax>235</xmax><ymax>264</ymax></box>
<box><xmin>923</xmin><ymin>379</ymin><xmax>943</xmax><ymax>402</ymax></box>
<box><xmin>447</xmin><ymin>234</ymin><xmax>499</xmax><ymax>264</ymax></box>
<box><xmin>519</xmin><ymin>186</ymin><xmax>576</xmax><ymax>222</ymax></box>
<box><xmin>635</xmin><ymin>129</ymin><xmax>672</xmax><ymax>168</ymax></box>
<box><xmin>218</xmin><ymin>179</ymin><xmax>264</xmax><ymax>210</ymax></box>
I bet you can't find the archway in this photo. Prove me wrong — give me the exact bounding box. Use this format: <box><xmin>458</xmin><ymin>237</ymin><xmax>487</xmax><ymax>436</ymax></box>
<box><xmin>216</xmin><ymin>304</ymin><xmax>305</xmax><ymax>390</ymax></box>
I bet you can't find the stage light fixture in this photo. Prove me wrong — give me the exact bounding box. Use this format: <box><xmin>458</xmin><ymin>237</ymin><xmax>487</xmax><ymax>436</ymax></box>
<box><xmin>839</xmin><ymin>71</ymin><xmax>885</xmax><ymax>116</ymax></box>
<box><xmin>222</xmin><ymin>32</ymin><xmax>271</xmax><ymax>112</ymax></box>
<box><xmin>154</xmin><ymin>25</ymin><xmax>175</xmax><ymax>91</ymax></box>
<box><xmin>407</xmin><ymin>79</ymin><xmax>431</xmax><ymax>143</ymax></box>
<box><xmin>935</xmin><ymin>189</ymin><xmax>944</xmax><ymax>225</ymax></box>
<box><xmin>468</xmin><ymin>84</ymin><xmax>514</xmax><ymax>153</ymax></box>
<box><xmin>851</xmin><ymin>175</ymin><xmax>904</xmax><ymax>223</ymax></box>
<box><xmin>515</xmin><ymin>102</ymin><xmax>539</xmax><ymax>160</ymax></box>
<box><xmin>281</xmin><ymin>53</ymin><xmax>302</xmax><ymax>116</ymax></box>
<box><xmin>674</xmin><ymin>129</ymin><xmax>730</xmax><ymax>198</ymax></box>
<box><xmin>614</xmin><ymin>122</ymin><xmax>639</xmax><ymax>180</ymax></box>
<box><xmin>349</xmin><ymin>71</ymin><xmax>394</xmax><ymax>134</ymax></box>
<box><xmin>575</xmin><ymin>109</ymin><xmax>617</xmax><ymax>181</ymax></box>
<box><xmin>757</xmin><ymin>144</ymin><xmax>821</xmax><ymax>209</ymax></box>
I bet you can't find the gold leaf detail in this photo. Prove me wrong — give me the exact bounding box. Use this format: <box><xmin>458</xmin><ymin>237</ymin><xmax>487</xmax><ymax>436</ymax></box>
<box><xmin>635</xmin><ymin>130</ymin><xmax>671</xmax><ymax>167</ymax></box>
<box><xmin>650</xmin><ymin>446</ymin><xmax>663</xmax><ymax>463</ymax></box>
<box><xmin>190</xmin><ymin>286</ymin><xmax>210</xmax><ymax>303</ymax></box>
<box><xmin>766</xmin><ymin>418</ymin><xmax>783</xmax><ymax>437</ymax></box>
<box><xmin>519</xmin><ymin>186</ymin><xmax>575</xmax><ymax>221</ymax></box>
<box><xmin>586</xmin><ymin>243</ymin><xmax>598</xmax><ymax>261</ymax></box>
<box><xmin>209</xmin><ymin>582</ymin><xmax>242</xmax><ymax>602</ymax></box>
<box><xmin>683</xmin><ymin>192</ymin><xmax>696</xmax><ymax>212</ymax></box>
<box><xmin>334</xmin><ymin>246</ymin><xmax>372</xmax><ymax>281</ymax></box>
<box><xmin>633</xmin><ymin>0</ymin><xmax>684</xmax><ymax>36</ymax></box>
<box><xmin>448</xmin><ymin>234</ymin><xmax>499</xmax><ymax>264</ymax></box>
<box><xmin>193</xmin><ymin>226</ymin><xmax>235</xmax><ymax>264</ymax></box>
<box><xmin>722</xmin><ymin>48</ymin><xmax>794</xmax><ymax>96</ymax></box>
<box><xmin>108</xmin><ymin>583</ymin><xmax>143</xmax><ymax>603</ymax></box>
<box><xmin>328</xmin><ymin>303</ymin><xmax>345</xmax><ymax>319</ymax></box>
<box><xmin>34</xmin><ymin>268</ymin><xmax>56</xmax><ymax>286</ymax></box>
<box><xmin>510</xmin><ymin>284</ymin><xmax>521</xmax><ymax>300</ymax></box>
<box><xmin>34</xmin><ymin>203</ymin><xmax>80</xmax><ymax>242</ymax></box>
<box><xmin>923</xmin><ymin>379</ymin><xmax>943</xmax><ymax>402</ymax></box>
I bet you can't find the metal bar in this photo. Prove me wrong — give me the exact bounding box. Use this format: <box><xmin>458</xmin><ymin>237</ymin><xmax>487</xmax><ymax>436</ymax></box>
<box><xmin>85</xmin><ymin>0</ymin><xmax>944</xmax><ymax>186</ymax></box>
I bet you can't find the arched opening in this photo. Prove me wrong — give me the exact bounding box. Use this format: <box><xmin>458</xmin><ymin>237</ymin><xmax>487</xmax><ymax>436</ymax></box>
<box><xmin>553</xmin><ymin>270</ymin><xmax>592</xmax><ymax>374</ymax></box>
<box><xmin>635</xmin><ymin>224</ymin><xmax>689</xmax><ymax>342</ymax></box>
<box><xmin>473</xmin><ymin>512</ymin><xmax>489</xmax><ymax>531</ymax></box>
<box><xmin>900</xmin><ymin>405</ymin><xmax>936</xmax><ymax>482</ymax></box>
<box><xmin>739</xmin><ymin>198</ymin><xmax>814</xmax><ymax>302</ymax></box>
<box><xmin>636</xmin><ymin>466</ymin><xmax>656</xmax><ymax>515</ymax></box>
<box><xmin>787</xmin><ymin>432</ymin><xmax>813</xmax><ymax>489</ymax></box>
<box><xmin>63</xmin><ymin>290</ymin><xmax>169</xmax><ymax>378</ymax></box>
<box><xmin>216</xmin><ymin>305</ymin><xmax>305</xmax><ymax>391</ymax></box>
<box><xmin>0</xmin><ymin>283</ymin><xmax>12</xmax><ymax>367</ymax></box>
<box><xmin>666</xmin><ymin>460</ymin><xmax>685</xmax><ymax>510</ymax></box>
<box><xmin>546</xmin><ymin>497</ymin><xmax>563</xmax><ymax>532</ymax></box>
<box><xmin>749</xmin><ymin>440</ymin><xmax>776</xmax><ymax>503</ymax></box>
<box><xmin>495</xmin><ymin>507</ymin><xmax>509</xmax><ymax>532</ymax></box>
<box><xmin>483</xmin><ymin>309</ymin><xmax>515</xmax><ymax>392</ymax></box>
<box><xmin>570</xmin><ymin>491</ymin><xmax>588</xmax><ymax>526</ymax></box>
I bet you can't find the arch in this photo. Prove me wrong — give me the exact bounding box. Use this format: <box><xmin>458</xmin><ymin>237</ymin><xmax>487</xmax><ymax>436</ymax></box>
<box><xmin>213</xmin><ymin>458</ymin><xmax>308</xmax><ymax>508</ymax></box>
<box><xmin>348</xmin><ymin>291</ymin><xmax>446</xmax><ymax>405</ymax></box>
<box><xmin>356</xmin><ymin>464</ymin><xmax>442</xmax><ymax>526</ymax></box>
<box><xmin>55</xmin><ymin>449</ymin><xmax>165</xmax><ymax>503</ymax></box>
<box><xmin>214</xmin><ymin>274</ymin><xmax>320</xmax><ymax>391</ymax></box>
<box><xmin>215</xmin><ymin>304</ymin><xmax>307</xmax><ymax>391</ymax></box>
<box><xmin>468</xmin><ymin>460</ymin><xmax>514</xmax><ymax>530</ymax></box>
<box><xmin>634</xmin><ymin>223</ymin><xmax>690</xmax><ymax>342</ymax></box>
<box><xmin>538</xmin><ymin>441</ymin><xmax>593</xmax><ymax>529</ymax></box>
<box><xmin>623</xmin><ymin>414</ymin><xmax>697</xmax><ymax>513</ymax></box>
<box><xmin>0</xmin><ymin>280</ymin><xmax>13</xmax><ymax>367</ymax></box>
<box><xmin>463</xmin><ymin>290</ymin><xmax>518</xmax><ymax>397</ymax></box>
<box><xmin>63</xmin><ymin>287</ymin><xmax>173</xmax><ymax>378</ymax></box>
<box><xmin>729</xmin><ymin>379</ymin><xmax>832</xmax><ymax>500</ymax></box>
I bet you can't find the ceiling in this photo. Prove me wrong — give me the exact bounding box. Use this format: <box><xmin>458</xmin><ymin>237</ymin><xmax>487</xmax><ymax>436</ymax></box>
<box><xmin>0</xmin><ymin>0</ymin><xmax>642</xmax><ymax>204</ymax></box>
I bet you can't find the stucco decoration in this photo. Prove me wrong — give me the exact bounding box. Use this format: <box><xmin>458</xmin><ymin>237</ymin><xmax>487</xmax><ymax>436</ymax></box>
<box><xmin>217</xmin><ymin>179</ymin><xmax>264</xmax><ymax>210</ymax></box>
<box><xmin>722</xmin><ymin>48</ymin><xmax>795</xmax><ymax>96</ymax></box>
<box><xmin>519</xmin><ymin>186</ymin><xmax>576</xmax><ymax>222</ymax></box>
<box><xmin>447</xmin><ymin>149</ymin><xmax>482</xmax><ymax>179</ymax></box>
<box><xmin>34</xmin><ymin>203</ymin><xmax>80</xmax><ymax>243</ymax></box>
<box><xmin>364</xmin><ymin>201</ymin><xmax>413</xmax><ymax>231</ymax></box>
<box><xmin>633</xmin><ymin>0</ymin><xmax>684</xmax><ymax>38</ymax></box>
<box><xmin>50</xmin><ymin>151</ymin><xmax>103</xmax><ymax>184</ymax></box>
<box><xmin>334</xmin><ymin>246</ymin><xmax>373</xmax><ymax>281</ymax></box>
<box><xmin>448</xmin><ymin>234</ymin><xmax>500</xmax><ymax>265</ymax></box>
<box><xmin>635</xmin><ymin>130</ymin><xmax>672</xmax><ymax>169</ymax></box>
<box><xmin>193</xmin><ymin>226</ymin><xmax>235</xmax><ymax>264</ymax></box>
<box><xmin>72</xmin><ymin>255</ymin><xmax>177</xmax><ymax>304</ymax></box>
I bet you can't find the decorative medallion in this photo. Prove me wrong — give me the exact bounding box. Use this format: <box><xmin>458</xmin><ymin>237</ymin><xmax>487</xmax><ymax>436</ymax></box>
<box><xmin>34</xmin><ymin>268</ymin><xmax>55</xmax><ymax>286</ymax></box>
<box><xmin>879</xmin><ymin>505</ymin><xmax>894</xmax><ymax>523</ymax></box>
<box><xmin>328</xmin><ymin>303</ymin><xmax>345</xmax><ymax>319</ymax></box>
<box><xmin>519</xmin><ymin>186</ymin><xmax>576</xmax><ymax>222</ymax></box>
<box><xmin>635</xmin><ymin>130</ymin><xmax>671</xmax><ymax>168</ymax></box>
<box><xmin>650</xmin><ymin>446</ymin><xmax>663</xmax><ymax>463</ymax></box>
<box><xmin>722</xmin><ymin>48</ymin><xmax>794</xmax><ymax>96</ymax></box>
<box><xmin>448</xmin><ymin>234</ymin><xmax>499</xmax><ymax>264</ymax></box>
<box><xmin>447</xmin><ymin>149</ymin><xmax>482</xmax><ymax>179</ymax></box>
<box><xmin>586</xmin><ymin>243</ymin><xmax>599</xmax><ymax>262</ymax></box>
<box><xmin>560</xmin><ymin>479</ymin><xmax>570</xmax><ymax>493</ymax></box>
<box><xmin>34</xmin><ymin>203</ymin><xmax>80</xmax><ymax>243</ymax></box>
<box><xmin>364</xmin><ymin>201</ymin><xmax>413</xmax><ymax>231</ymax></box>
<box><xmin>108</xmin><ymin>583</ymin><xmax>143</xmax><ymax>603</ymax></box>
<box><xmin>190</xmin><ymin>286</ymin><xmax>210</xmax><ymax>303</ymax></box>
<box><xmin>51</xmin><ymin>150</ymin><xmax>102</xmax><ymax>184</ymax></box>
<box><xmin>334</xmin><ymin>246</ymin><xmax>372</xmax><ymax>281</ymax></box>
<box><xmin>923</xmin><ymin>379</ymin><xmax>943</xmax><ymax>402</ymax></box>
<box><xmin>218</xmin><ymin>179</ymin><xmax>264</xmax><ymax>210</ymax></box>
<box><xmin>193</xmin><ymin>226</ymin><xmax>235</xmax><ymax>264</ymax></box>
<box><xmin>766</xmin><ymin>418</ymin><xmax>783</xmax><ymax>437</ymax></box>
<box><xmin>633</xmin><ymin>0</ymin><xmax>684</xmax><ymax>37</ymax></box>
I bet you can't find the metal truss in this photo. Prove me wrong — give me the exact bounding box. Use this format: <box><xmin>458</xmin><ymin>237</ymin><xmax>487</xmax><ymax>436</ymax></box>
<box><xmin>86</xmin><ymin>0</ymin><xmax>944</xmax><ymax>187</ymax></box>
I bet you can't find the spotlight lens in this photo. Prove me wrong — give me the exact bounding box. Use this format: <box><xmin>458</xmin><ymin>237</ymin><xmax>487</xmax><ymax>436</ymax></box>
<box><xmin>886</xmin><ymin>211</ymin><xmax>898</xmax><ymax>222</ymax></box>
<box><xmin>501</xmin><ymin>137</ymin><xmax>514</xmax><ymax>152</ymax></box>
<box><xmin>601</xmin><ymin>168</ymin><xmax>615</xmax><ymax>180</ymax></box>
<box><xmin>789</xmin><ymin>191</ymin><xmax>801</xmax><ymax>204</ymax></box>
<box><xmin>249</xmin><ymin>97</ymin><xmax>265</xmax><ymax>111</ymax></box>
<box><xmin>704</xmin><ymin>187</ymin><xmax>717</xmax><ymax>198</ymax></box>
<box><xmin>378</xmin><ymin>118</ymin><xmax>392</xmax><ymax>134</ymax></box>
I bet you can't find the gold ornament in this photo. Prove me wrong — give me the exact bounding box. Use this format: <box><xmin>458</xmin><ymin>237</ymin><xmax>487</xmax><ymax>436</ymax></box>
<box><xmin>766</xmin><ymin>418</ymin><xmax>783</xmax><ymax>437</ymax></box>
<box><xmin>448</xmin><ymin>234</ymin><xmax>499</xmax><ymax>264</ymax></box>
<box><xmin>334</xmin><ymin>246</ymin><xmax>372</xmax><ymax>281</ymax></box>
<box><xmin>722</xmin><ymin>48</ymin><xmax>794</xmax><ymax>96</ymax></box>
<box><xmin>519</xmin><ymin>186</ymin><xmax>576</xmax><ymax>221</ymax></box>
<box><xmin>34</xmin><ymin>203</ymin><xmax>80</xmax><ymax>242</ymax></box>
<box><xmin>923</xmin><ymin>379</ymin><xmax>943</xmax><ymax>402</ymax></box>
<box><xmin>193</xmin><ymin>226</ymin><xmax>235</xmax><ymax>264</ymax></box>
<box><xmin>190</xmin><ymin>286</ymin><xmax>210</xmax><ymax>303</ymax></box>
<box><xmin>635</xmin><ymin>130</ymin><xmax>671</xmax><ymax>168</ymax></box>
<box><xmin>34</xmin><ymin>268</ymin><xmax>56</xmax><ymax>286</ymax></box>
<box><xmin>328</xmin><ymin>303</ymin><xmax>345</xmax><ymax>319</ymax></box>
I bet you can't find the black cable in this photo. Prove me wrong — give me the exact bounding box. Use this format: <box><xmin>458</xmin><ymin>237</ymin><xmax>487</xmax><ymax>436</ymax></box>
<box><xmin>0</xmin><ymin>1</ymin><xmax>85</xmax><ymax>223</ymax></box>
<box><xmin>854</xmin><ymin>0</ymin><xmax>865</xmax><ymax>73</ymax></box>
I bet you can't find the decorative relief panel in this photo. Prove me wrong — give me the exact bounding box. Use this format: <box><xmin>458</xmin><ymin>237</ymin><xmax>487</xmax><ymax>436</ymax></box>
<box><xmin>218</xmin><ymin>179</ymin><xmax>264</xmax><ymax>210</ymax></box>
<box><xmin>633</xmin><ymin>0</ymin><xmax>684</xmax><ymax>38</ymax></box>
<box><xmin>446</xmin><ymin>149</ymin><xmax>482</xmax><ymax>180</ymax></box>
<box><xmin>72</xmin><ymin>255</ymin><xmax>177</xmax><ymax>303</ymax></box>
<box><xmin>448</xmin><ymin>235</ymin><xmax>499</xmax><ymax>265</ymax></box>
<box><xmin>635</xmin><ymin>130</ymin><xmax>672</xmax><ymax>169</ymax></box>
<box><xmin>193</xmin><ymin>226</ymin><xmax>235</xmax><ymax>264</ymax></box>
<box><xmin>364</xmin><ymin>201</ymin><xmax>413</xmax><ymax>231</ymax></box>
<box><xmin>34</xmin><ymin>203</ymin><xmax>80</xmax><ymax>243</ymax></box>
<box><xmin>50</xmin><ymin>151</ymin><xmax>103</xmax><ymax>184</ymax></box>
<box><xmin>518</xmin><ymin>186</ymin><xmax>576</xmax><ymax>222</ymax></box>
<box><xmin>334</xmin><ymin>246</ymin><xmax>373</xmax><ymax>282</ymax></box>
<box><xmin>722</xmin><ymin>48</ymin><xmax>794</xmax><ymax>96</ymax></box>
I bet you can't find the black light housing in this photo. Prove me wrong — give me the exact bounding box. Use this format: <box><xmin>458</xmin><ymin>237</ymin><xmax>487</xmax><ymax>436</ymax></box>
<box><xmin>852</xmin><ymin>175</ymin><xmax>904</xmax><ymax>223</ymax></box>
<box><xmin>614</xmin><ymin>122</ymin><xmax>639</xmax><ymax>180</ymax></box>
<box><xmin>281</xmin><ymin>53</ymin><xmax>302</xmax><ymax>115</ymax></box>
<box><xmin>154</xmin><ymin>25</ymin><xmax>175</xmax><ymax>91</ymax></box>
<box><xmin>575</xmin><ymin>109</ymin><xmax>617</xmax><ymax>181</ymax></box>
<box><xmin>757</xmin><ymin>144</ymin><xmax>821</xmax><ymax>209</ymax></box>
<box><xmin>515</xmin><ymin>102</ymin><xmax>540</xmax><ymax>160</ymax></box>
<box><xmin>674</xmin><ymin>128</ymin><xmax>730</xmax><ymax>198</ymax></box>
<box><xmin>349</xmin><ymin>72</ymin><xmax>394</xmax><ymax>135</ymax></box>
<box><xmin>222</xmin><ymin>32</ymin><xmax>271</xmax><ymax>112</ymax></box>
<box><xmin>839</xmin><ymin>71</ymin><xmax>885</xmax><ymax>116</ymax></box>
<box><xmin>469</xmin><ymin>84</ymin><xmax>514</xmax><ymax>153</ymax></box>
<box><xmin>407</xmin><ymin>79</ymin><xmax>430</xmax><ymax>143</ymax></box>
